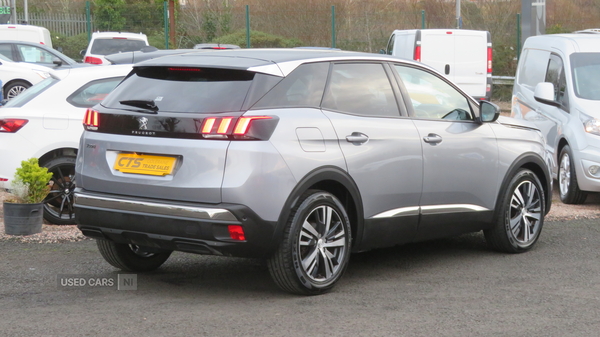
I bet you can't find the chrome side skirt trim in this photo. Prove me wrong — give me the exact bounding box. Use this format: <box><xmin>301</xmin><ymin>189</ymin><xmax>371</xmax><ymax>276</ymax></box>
<box><xmin>371</xmin><ymin>204</ymin><xmax>489</xmax><ymax>219</ymax></box>
<box><xmin>74</xmin><ymin>192</ymin><xmax>238</xmax><ymax>222</ymax></box>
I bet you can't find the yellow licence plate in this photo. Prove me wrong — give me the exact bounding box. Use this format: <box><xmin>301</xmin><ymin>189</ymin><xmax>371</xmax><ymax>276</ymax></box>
<box><xmin>114</xmin><ymin>153</ymin><xmax>177</xmax><ymax>176</ymax></box>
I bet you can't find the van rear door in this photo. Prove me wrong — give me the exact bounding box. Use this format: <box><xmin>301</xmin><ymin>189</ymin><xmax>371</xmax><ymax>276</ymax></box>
<box><xmin>420</xmin><ymin>30</ymin><xmax>489</xmax><ymax>100</ymax></box>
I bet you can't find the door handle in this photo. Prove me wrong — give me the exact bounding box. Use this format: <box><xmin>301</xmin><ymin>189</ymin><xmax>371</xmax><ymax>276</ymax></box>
<box><xmin>346</xmin><ymin>132</ymin><xmax>369</xmax><ymax>144</ymax></box>
<box><xmin>423</xmin><ymin>133</ymin><xmax>442</xmax><ymax>144</ymax></box>
<box><xmin>445</xmin><ymin>64</ymin><xmax>450</xmax><ymax>75</ymax></box>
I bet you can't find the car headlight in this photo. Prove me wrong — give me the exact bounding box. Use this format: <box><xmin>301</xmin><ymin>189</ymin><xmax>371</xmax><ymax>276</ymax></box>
<box><xmin>34</xmin><ymin>70</ymin><xmax>51</xmax><ymax>79</ymax></box>
<box><xmin>579</xmin><ymin>111</ymin><xmax>600</xmax><ymax>136</ymax></box>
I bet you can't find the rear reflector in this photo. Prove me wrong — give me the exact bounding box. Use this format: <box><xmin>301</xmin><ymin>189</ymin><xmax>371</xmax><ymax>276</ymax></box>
<box><xmin>0</xmin><ymin>178</ymin><xmax>8</xmax><ymax>182</ymax></box>
<box><xmin>83</xmin><ymin>109</ymin><xmax>99</xmax><ymax>130</ymax></box>
<box><xmin>228</xmin><ymin>225</ymin><xmax>246</xmax><ymax>241</ymax></box>
<box><xmin>0</xmin><ymin>119</ymin><xmax>29</xmax><ymax>133</ymax></box>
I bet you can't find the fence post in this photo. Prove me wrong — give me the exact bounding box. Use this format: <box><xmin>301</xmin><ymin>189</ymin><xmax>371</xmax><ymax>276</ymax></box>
<box><xmin>245</xmin><ymin>5</ymin><xmax>250</xmax><ymax>48</ymax></box>
<box><xmin>421</xmin><ymin>10</ymin><xmax>425</xmax><ymax>29</ymax></box>
<box><xmin>164</xmin><ymin>1</ymin><xmax>169</xmax><ymax>49</ymax></box>
<box><xmin>85</xmin><ymin>1</ymin><xmax>91</xmax><ymax>42</ymax></box>
<box><xmin>516</xmin><ymin>13</ymin><xmax>521</xmax><ymax>61</ymax></box>
<box><xmin>331</xmin><ymin>6</ymin><xmax>336</xmax><ymax>48</ymax></box>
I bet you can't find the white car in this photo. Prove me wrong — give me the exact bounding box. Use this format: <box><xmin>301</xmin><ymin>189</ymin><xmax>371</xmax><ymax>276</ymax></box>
<box><xmin>0</xmin><ymin>54</ymin><xmax>54</xmax><ymax>99</ymax></box>
<box><xmin>0</xmin><ymin>64</ymin><xmax>132</xmax><ymax>224</ymax></box>
<box><xmin>82</xmin><ymin>32</ymin><xmax>149</xmax><ymax>65</ymax></box>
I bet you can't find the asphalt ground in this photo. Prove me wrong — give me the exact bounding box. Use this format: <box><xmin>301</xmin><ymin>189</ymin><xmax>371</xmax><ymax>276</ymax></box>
<box><xmin>1</xmin><ymin>217</ymin><xmax>599</xmax><ymax>337</ymax></box>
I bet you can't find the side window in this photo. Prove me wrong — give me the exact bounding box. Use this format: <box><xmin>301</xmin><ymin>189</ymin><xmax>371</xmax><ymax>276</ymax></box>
<box><xmin>545</xmin><ymin>54</ymin><xmax>568</xmax><ymax>107</ymax></box>
<box><xmin>67</xmin><ymin>77</ymin><xmax>124</xmax><ymax>108</ymax></box>
<box><xmin>517</xmin><ymin>48</ymin><xmax>550</xmax><ymax>89</ymax></box>
<box><xmin>322</xmin><ymin>63</ymin><xmax>400</xmax><ymax>117</ymax></box>
<box><xmin>386</xmin><ymin>35</ymin><xmax>395</xmax><ymax>55</ymax></box>
<box><xmin>253</xmin><ymin>62</ymin><xmax>328</xmax><ymax>109</ymax></box>
<box><xmin>0</xmin><ymin>44</ymin><xmax>13</xmax><ymax>60</ymax></box>
<box><xmin>394</xmin><ymin>65</ymin><xmax>473</xmax><ymax>120</ymax></box>
<box><xmin>17</xmin><ymin>45</ymin><xmax>57</xmax><ymax>65</ymax></box>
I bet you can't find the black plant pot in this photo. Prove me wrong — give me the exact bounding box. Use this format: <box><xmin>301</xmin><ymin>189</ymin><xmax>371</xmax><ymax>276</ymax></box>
<box><xmin>3</xmin><ymin>202</ymin><xmax>43</xmax><ymax>236</ymax></box>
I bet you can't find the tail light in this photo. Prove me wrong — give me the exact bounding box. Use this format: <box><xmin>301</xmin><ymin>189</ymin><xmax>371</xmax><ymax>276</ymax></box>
<box><xmin>84</xmin><ymin>56</ymin><xmax>103</xmax><ymax>64</ymax></box>
<box><xmin>83</xmin><ymin>109</ymin><xmax>99</xmax><ymax>130</ymax></box>
<box><xmin>0</xmin><ymin>119</ymin><xmax>29</xmax><ymax>133</ymax></box>
<box><xmin>414</xmin><ymin>45</ymin><xmax>421</xmax><ymax>62</ymax></box>
<box><xmin>201</xmin><ymin>116</ymin><xmax>275</xmax><ymax>140</ymax></box>
<box><xmin>487</xmin><ymin>47</ymin><xmax>493</xmax><ymax>73</ymax></box>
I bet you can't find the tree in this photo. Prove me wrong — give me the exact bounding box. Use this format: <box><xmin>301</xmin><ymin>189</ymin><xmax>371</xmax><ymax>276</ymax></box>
<box><xmin>94</xmin><ymin>0</ymin><xmax>126</xmax><ymax>31</ymax></box>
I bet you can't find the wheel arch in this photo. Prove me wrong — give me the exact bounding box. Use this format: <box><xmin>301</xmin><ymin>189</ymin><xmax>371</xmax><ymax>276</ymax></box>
<box><xmin>275</xmin><ymin>166</ymin><xmax>364</xmax><ymax>250</ymax></box>
<box><xmin>495</xmin><ymin>153</ymin><xmax>553</xmax><ymax>217</ymax></box>
<box><xmin>3</xmin><ymin>79</ymin><xmax>32</xmax><ymax>94</ymax></box>
<box><xmin>38</xmin><ymin>147</ymin><xmax>78</xmax><ymax>166</ymax></box>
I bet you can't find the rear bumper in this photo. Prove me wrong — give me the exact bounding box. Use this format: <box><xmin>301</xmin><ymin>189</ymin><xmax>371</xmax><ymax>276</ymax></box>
<box><xmin>74</xmin><ymin>188</ymin><xmax>279</xmax><ymax>258</ymax></box>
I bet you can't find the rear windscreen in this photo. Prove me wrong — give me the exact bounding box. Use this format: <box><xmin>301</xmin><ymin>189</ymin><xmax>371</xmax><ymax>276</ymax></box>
<box><xmin>101</xmin><ymin>66</ymin><xmax>269</xmax><ymax>113</ymax></box>
<box><xmin>91</xmin><ymin>38</ymin><xmax>148</xmax><ymax>55</ymax></box>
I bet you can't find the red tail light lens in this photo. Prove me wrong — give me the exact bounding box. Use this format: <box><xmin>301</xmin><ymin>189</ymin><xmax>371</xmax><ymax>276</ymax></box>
<box><xmin>83</xmin><ymin>109</ymin><xmax>99</xmax><ymax>130</ymax></box>
<box><xmin>201</xmin><ymin>116</ymin><xmax>274</xmax><ymax>140</ymax></box>
<box><xmin>487</xmin><ymin>47</ymin><xmax>493</xmax><ymax>73</ymax></box>
<box><xmin>228</xmin><ymin>225</ymin><xmax>246</xmax><ymax>241</ymax></box>
<box><xmin>84</xmin><ymin>56</ymin><xmax>103</xmax><ymax>64</ymax></box>
<box><xmin>414</xmin><ymin>45</ymin><xmax>421</xmax><ymax>62</ymax></box>
<box><xmin>0</xmin><ymin>119</ymin><xmax>29</xmax><ymax>133</ymax></box>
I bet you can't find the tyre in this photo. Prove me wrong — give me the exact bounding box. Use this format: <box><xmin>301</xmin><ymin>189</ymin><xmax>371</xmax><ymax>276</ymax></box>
<box><xmin>4</xmin><ymin>80</ymin><xmax>31</xmax><ymax>99</ymax></box>
<box><xmin>484</xmin><ymin>169</ymin><xmax>545</xmax><ymax>253</ymax></box>
<box><xmin>97</xmin><ymin>239</ymin><xmax>172</xmax><ymax>272</ymax></box>
<box><xmin>41</xmin><ymin>156</ymin><xmax>77</xmax><ymax>225</ymax></box>
<box><xmin>558</xmin><ymin>145</ymin><xmax>587</xmax><ymax>204</ymax></box>
<box><xmin>268</xmin><ymin>190</ymin><xmax>352</xmax><ymax>295</ymax></box>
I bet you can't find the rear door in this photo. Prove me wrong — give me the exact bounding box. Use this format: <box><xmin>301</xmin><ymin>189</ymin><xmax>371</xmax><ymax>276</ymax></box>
<box><xmin>421</xmin><ymin>30</ymin><xmax>488</xmax><ymax>99</ymax></box>
<box><xmin>321</xmin><ymin>62</ymin><xmax>423</xmax><ymax>249</ymax></box>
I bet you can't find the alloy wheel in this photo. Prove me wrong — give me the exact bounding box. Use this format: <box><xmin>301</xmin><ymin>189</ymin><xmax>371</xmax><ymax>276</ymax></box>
<box><xmin>509</xmin><ymin>180</ymin><xmax>542</xmax><ymax>245</ymax></box>
<box><xmin>559</xmin><ymin>152</ymin><xmax>571</xmax><ymax>197</ymax></box>
<box><xmin>297</xmin><ymin>205</ymin><xmax>347</xmax><ymax>282</ymax></box>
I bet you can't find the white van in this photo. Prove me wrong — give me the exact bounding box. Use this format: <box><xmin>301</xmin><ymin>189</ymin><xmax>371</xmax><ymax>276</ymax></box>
<box><xmin>0</xmin><ymin>24</ymin><xmax>52</xmax><ymax>47</ymax></box>
<box><xmin>384</xmin><ymin>29</ymin><xmax>492</xmax><ymax>101</ymax></box>
<box><xmin>82</xmin><ymin>31</ymin><xmax>149</xmax><ymax>65</ymax></box>
<box><xmin>511</xmin><ymin>33</ymin><xmax>600</xmax><ymax>204</ymax></box>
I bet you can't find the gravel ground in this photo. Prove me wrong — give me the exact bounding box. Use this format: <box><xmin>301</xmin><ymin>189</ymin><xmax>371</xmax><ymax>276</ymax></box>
<box><xmin>1</xmin><ymin>186</ymin><xmax>599</xmax><ymax>243</ymax></box>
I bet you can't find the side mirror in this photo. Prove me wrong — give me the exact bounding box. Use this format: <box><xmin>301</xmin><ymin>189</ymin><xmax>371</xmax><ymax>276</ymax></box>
<box><xmin>479</xmin><ymin>101</ymin><xmax>500</xmax><ymax>123</ymax></box>
<box><xmin>52</xmin><ymin>57</ymin><xmax>63</xmax><ymax>67</ymax></box>
<box><xmin>534</xmin><ymin>82</ymin><xmax>560</xmax><ymax>107</ymax></box>
<box><xmin>80</xmin><ymin>49</ymin><xmax>86</xmax><ymax>57</ymax></box>
<box><xmin>379</xmin><ymin>49</ymin><xmax>386</xmax><ymax>55</ymax></box>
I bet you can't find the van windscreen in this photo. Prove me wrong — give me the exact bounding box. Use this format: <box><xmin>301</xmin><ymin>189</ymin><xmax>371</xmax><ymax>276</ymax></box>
<box><xmin>571</xmin><ymin>53</ymin><xmax>600</xmax><ymax>100</ymax></box>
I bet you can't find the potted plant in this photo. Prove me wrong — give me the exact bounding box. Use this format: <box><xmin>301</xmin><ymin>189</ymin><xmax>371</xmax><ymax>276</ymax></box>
<box><xmin>3</xmin><ymin>158</ymin><xmax>53</xmax><ymax>236</ymax></box>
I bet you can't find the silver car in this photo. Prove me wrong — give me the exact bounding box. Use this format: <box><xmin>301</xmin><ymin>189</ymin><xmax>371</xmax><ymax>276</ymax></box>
<box><xmin>74</xmin><ymin>49</ymin><xmax>552</xmax><ymax>295</ymax></box>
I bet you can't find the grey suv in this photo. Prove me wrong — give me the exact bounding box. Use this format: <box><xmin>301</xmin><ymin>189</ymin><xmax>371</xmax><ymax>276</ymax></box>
<box><xmin>74</xmin><ymin>49</ymin><xmax>552</xmax><ymax>295</ymax></box>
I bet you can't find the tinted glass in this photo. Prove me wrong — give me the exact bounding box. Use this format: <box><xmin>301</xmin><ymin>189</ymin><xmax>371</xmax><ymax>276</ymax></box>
<box><xmin>91</xmin><ymin>39</ymin><xmax>147</xmax><ymax>55</ymax></box>
<box><xmin>0</xmin><ymin>43</ymin><xmax>13</xmax><ymax>60</ymax></box>
<box><xmin>67</xmin><ymin>77</ymin><xmax>125</xmax><ymax>108</ymax></box>
<box><xmin>394</xmin><ymin>65</ymin><xmax>473</xmax><ymax>120</ymax></box>
<box><xmin>545</xmin><ymin>54</ymin><xmax>568</xmax><ymax>106</ymax></box>
<box><xmin>253</xmin><ymin>62</ymin><xmax>328</xmax><ymax>109</ymax></box>
<box><xmin>322</xmin><ymin>63</ymin><xmax>400</xmax><ymax>117</ymax></box>
<box><xmin>518</xmin><ymin>48</ymin><xmax>550</xmax><ymax>89</ymax></box>
<box><xmin>102</xmin><ymin>67</ymin><xmax>256</xmax><ymax>113</ymax></box>
<box><xmin>570</xmin><ymin>52</ymin><xmax>600</xmax><ymax>100</ymax></box>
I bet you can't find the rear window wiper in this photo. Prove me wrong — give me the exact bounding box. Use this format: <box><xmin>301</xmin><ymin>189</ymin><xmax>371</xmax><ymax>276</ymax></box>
<box><xmin>119</xmin><ymin>99</ymin><xmax>158</xmax><ymax>113</ymax></box>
